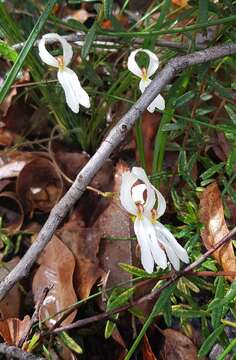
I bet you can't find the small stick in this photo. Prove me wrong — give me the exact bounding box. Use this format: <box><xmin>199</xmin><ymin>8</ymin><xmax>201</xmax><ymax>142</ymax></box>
<box><xmin>18</xmin><ymin>286</ymin><xmax>51</xmax><ymax>348</ymax></box>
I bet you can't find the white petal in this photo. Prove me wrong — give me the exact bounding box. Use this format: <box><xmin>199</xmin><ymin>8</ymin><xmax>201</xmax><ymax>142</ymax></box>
<box><xmin>147</xmin><ymin>94</ymin><xmax>165</xmax><ymax>113</ymax></box>
<box><xmin>127</xmin><ymin>49</ymin><xmax>143</xmax><ymax>78</ymax></box>
<box><xmin>127</xmin><ymin>49</ymin><xmax>159</xmax><ymax>79</ymax></box>
<box><xmin>57</xmin><ymin>67</ymin><xmax>90</xmax><ymax>113</ymax></box>
<box><xmin>134</xmin><ymin>217</ymin><xmax>154</xmax><ymax>273</ymax></box>
<box><xmin>132</xmin><ymin>167</ymin><xmax>155</xmax><ymax>213</ymax></box>
<box><xmin>132</xmin><ymin>184</ymin><xmax>146</xmax><ymax>204</ymax></box>
<box><xmin>142</xmin><ymin>49</ymin><xmax>159</xmax><ymax>78</ymax></box>
<box><xmin>38</xmin><ymin>36</ymin><xmax>58</xmax><ymax>67</ymax></box>
<box><xmin>120</xmin><ymin>171</ymin><xmax>137</xmax><ymax>215</ymax></box>
<box><xmin>155</xmin><ymin>222</ymin><xmax>189</xmax><ymax>264</ymax></box>
<box><xmin>157</xmin><ymin>231</ymin><xmax>180</xmax><ymax>270</ymax></box>
<box><xmin>39</xmin><ymin>33</ymin><xmax>73</xmax><ymax>67</ymax></box>
<box><xmin>153</xmin><ymin>187</ymin><xmax>166</xmax><ymax>218</ymax></box>
<box><xmin>142</xmin><ymin>217</ymin><xmax>167</xmax><ymax>269</ymax></box>
<box><xmin>139</xmin><ymin>78</ymin><xmax>151</xmax><ymax>93</ymax></box>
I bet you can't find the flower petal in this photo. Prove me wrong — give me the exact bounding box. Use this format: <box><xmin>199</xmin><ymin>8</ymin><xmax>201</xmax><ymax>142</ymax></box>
<box><xmin>120</xmin><ymin>171</ymin><xmax>137</xmax><ymax>215</ymax></box>
<box><xmin>38</xmin><ymin>35</ymin><xmax>58</xmax><ymax>68</ymax></box>
<box><xmin>155</xmin><ymin>222</ymin><xmax>189</xmax><ymax>264</ymax></box>
<box><xmin>157</xmin><ymin>231</ymin><xmax>180</xmax><ymax>270</ymax></box>
<box><xmin>39</xmin><ymin>33</ymin><xmax>73</xmax><ymax>67</ymax></box>
<box><xmin>57</xmin><ymin>67</ymin><xmax>90</xmax><ymax>113</ymax></box>
<box><xmin>132</xmin><ymin>183</ymin><xmax>146</xmax><ymax>204</ymax></box>
<box><xmin>147</xmin><ymin>94</ymin><xmax>165</xmax><ymax>113</ymax></box>
<box><xmin>152</xmin><ymin>187</ymin><xmax>166</xmax><ymax>218</ymax></box>
<box><xmin>139</xmin><ymin>78</ymin><xmax>151</xmax><ymax>93</ymax></box>
<box><xmin>134</xmin><ymin>217</ymin><xmax>154</xmax><ymax>273</ymax></box>
<box><xmin>142</xmin><ymin>217</ymin><xmax>167</xmax><ymax>269</ymax></box>
<box><xmin>132</xmin><ymin>167</ymin><xmax>156</xmax><ymax>213</ymax></box>
<box><xmin>142</xmin><ymin>49</ymin><xmax>159</xmax><ymax>78</ymax></box>
<box><xmin>127</xmin><ymin>49</ymin><xmax>143</xmax><ymax>78</ymax></box>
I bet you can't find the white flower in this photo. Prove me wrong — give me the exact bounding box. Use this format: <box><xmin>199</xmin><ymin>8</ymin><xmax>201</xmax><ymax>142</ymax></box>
<box><xmin>120</xmin><ymin>167</ymin><xmax>189</xmax><ymax>273</ymax></box>
<box><xmin>127</xmin><ymin>49</ymin><xmax>165</xmax><ymax>113</ymax></box>
<box><xmin>38</xmin><ymin>33</ymin><xmax>90</xmax><ymax>113</ymax></box>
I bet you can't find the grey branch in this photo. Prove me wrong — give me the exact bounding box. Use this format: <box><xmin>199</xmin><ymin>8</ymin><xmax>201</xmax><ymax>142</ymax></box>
<box><xmin>12</xmin><ymin>32</ymin><xmax>197</xmax><ymax>52</ymax></box>
<box><xmin>0</xmin><ymin>343</ymin><xmax>45</xmax><ymax>360</ymax></box>
<box><xmin>0</xmin><ymin>42</ymin><xmax>236</xmax><ymax>301</ymax></box>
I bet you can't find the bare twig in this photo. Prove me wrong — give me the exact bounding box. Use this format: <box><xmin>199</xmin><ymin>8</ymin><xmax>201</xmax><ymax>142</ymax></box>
<box><xmin>12</xmin><ymin>32</ymin><xmax>193</xmax><ymax>52</ymax></box>
<box><xmin>0</xmin><ymin>343</ymin><xmax>45</xmax><ymax>360</ymax></box>
<box><xmin>42</xmin><ymin>225</ymin><xmax>236</xmax><ymax>335</ymax></box>
<box><xmin>18</xmin><ymin>286</ymin><xmax>51</xmax><ymax>348</ymax></box>
<box><xmin>1</xmin><ymin>42</ymin><xmax>236</xmax><ymax>302</ymax></box>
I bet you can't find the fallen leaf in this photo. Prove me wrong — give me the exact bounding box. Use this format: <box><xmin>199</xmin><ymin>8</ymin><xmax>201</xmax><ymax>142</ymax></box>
<box><xmin>161</xmin><ymin>329</ymin><xmax>197</xmax><ymax>360</ymax></box>
<box><xmin>58</xmin><ymin>224</ymin><xmax>104</xmax><ymax>300</ymax></box>
<box><xmin>142</xmin><ymin>335</ymin><xmax>158</xmax><ymax>360</ymax></box>
<box><xmin>32</xmin><ymin>235</ymin><xmax>77</xmax><ymax>327</ymax></box>
<box><xmin>0</xmin><ymin>192</ymin><xmax>24</xmax><ymax>232</ymax></box>
<box><xmin>172</xmin><ymin>0</ymin><xmax>189</xmax><ymax>7</ymax></box>
<box><xmin>199</xmin><ymin>182</ymin><xmax>236</xmax><ymax>282</ymax></box>
<box><xmin>0</xmin><ymin>151</ymin><xmax>35</xmax><ymax>180</ymax></box>
<box><xmin>0</xmin><ymin>257</ymin><xmax>21</xmax><ymax>319</ymax></box>
<box><xmin>95</xmin><ymin>160</ymin><xmax>132</xmax><ymax>289</ymax></box>
<box><xmin>16</xmin><ymin>157</ymin><xmax>63</xmax><ymax>214</ymax></box>
<box><xmin>54</xmin><ymin>151</ymin><xmax>90</xmax><ymax>182</ymax></box>
<box><xmin>0</xmin><ymin>315</ymin><xmax>30</xmax><ymax>346</ymax></box>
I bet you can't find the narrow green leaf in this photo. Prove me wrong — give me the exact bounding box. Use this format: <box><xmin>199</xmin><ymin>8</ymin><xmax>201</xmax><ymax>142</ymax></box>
<box><xmin>105</xmin><ymin>315</ymin><xmax>119</xmax><ymax>339</ymax></box>
<box><xmin>211</xmin><ymin>277</ymin><xmax>225</xmax><ymax>329</ymax></box>
<box><xmin>225</xmin><ymin>104</ymin><xmax>236</xmax><ymax>125</ymax></box>
<box><xmin>198</xmin><ymin>325</ymin><xmax>224</xmax><ymax>358</ymax></box>
<box><xmin>81</xmin><ymin>22</ymin><xmax>97</xmax><ymax>59</ymax></box>
<box><xmin>107</xmin><ymin>287</ymin><xmax>134</xmax><ymax>311</ymax></box>
<box><xmin>59</xmin><ymin>331</ymin><xmax>83</xmax><ymax>354</ymax></box>
<box><xmin>104</xmin><ymin>0</ymin><xmax>113</xmax><ymax>19</ymax></box>
<box><xmin>200</xmin><ymin>162</ymin><xmax>224</xmax><ymax>180</ymax></box>
<box><xmin>0</xmin><ymin>0</ymin><xmax>57</xmax><ymax>104</ymax></box>
<box><xmin>216</xmin><ymin>338</ymin><xmax>236</xmax><ymax>360</ymax></box>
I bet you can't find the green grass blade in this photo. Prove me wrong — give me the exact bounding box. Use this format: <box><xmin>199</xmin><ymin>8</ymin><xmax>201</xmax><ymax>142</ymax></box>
<box><xmin>0</xmin><ymin>0</ymin><xmax>57</xmax><ymax>104</ymax></box>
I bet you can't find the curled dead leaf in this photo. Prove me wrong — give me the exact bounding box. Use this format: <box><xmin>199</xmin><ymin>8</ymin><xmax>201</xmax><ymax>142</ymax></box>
<box><xmin>95</xmin><ymin>160</ymin><xmax>132</xmax><ymax>289</ymax></box>
<box><xmin>16</xmin><ymin>157</ymin><xmax>63</xmax><ymax>214</ymax></box>
<box><xmin>161</xmin><ymin>329</ymin><xmax>197</xmax><ymax>360</ymax></box>
<box><xmin>0</xmin><ymin>192</ymin><xmax>24</xmax><ymax>232</ymax></box>
<box><xmin>199</xmin><ymin>182</ymin><xmax>236</xmax><ymax>282</ymax></box>
<box><xmin>58</xmin><ymin>225</ymin><xmax>104</xmax><ymax>300</ymax></box>
<box><xmin>0</xmin><ymin>315</ymin><xmax>30</xmax><ymax>346</ymax></box>
<box><xmin>32</xmin><ymin>235</ymin><xmax>77</xmax><ymax>327</ymax></box>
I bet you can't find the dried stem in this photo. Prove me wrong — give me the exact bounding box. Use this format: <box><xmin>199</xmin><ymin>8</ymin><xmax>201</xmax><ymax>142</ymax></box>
<box><xmin>1</xmin><ymin>42</ymin><xmax>236</xmax><ymax>302</ymax></box>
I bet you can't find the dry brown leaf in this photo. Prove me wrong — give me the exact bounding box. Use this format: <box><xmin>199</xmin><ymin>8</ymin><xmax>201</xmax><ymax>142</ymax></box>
<box><xmin>54</xmin><ymin>151</ymin><xmax>90</xmax><ymax>182</ymax></box>
<box><xmin>0</xmin><ymin>257</ymin><xmax>21</xmax><ymax>319</ymax></box>
<box><xmin>161</xmin><ymin>329</ymin><xmax>197</xmax><ymax>360</ymax></box>
<box><xmin>0</xmin><ymin>151</ymin><xmax>36</xmax><ymax>180</ymax></box>
<box><xmin>142</xmin><ymin>335</ymin><xmax>158</xmax><ymax>360</ymax></box>
<box><xmin>58</xmin><ymin>224</ymin><xmax>104</xmax><ymax>300</ymax></box>
<box><xmin>172</xmin><ymin>0</ymin><xmax>189</xmax><ymax>7</ymax></box>
<box><xmin>199</xmin><ymin>182</ymin><xmax>236</xmax><ymax>282</ymax></box>
<box><xmin>16</xmin><ymin>157</ymin><xmax>63</xmax><ymax>214</ymax></box>
<box><xmin>0</xmin><ymin>192</ymin><xmax>24</xmax><ymax>232</ymax></box>
<box><xmin>32</xmin><ymin>235</ymin><xmax>77</xmax><ymax>327</ymax></box>
<box><xmin>0</xmin><ymin>315</ymin><xmax>30</xmax><ymax>346</ymax></box>
<box><xmin>95</xmin><ymin>160</ymin><xmax>132</xmax><ymax>289</ymax></box>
